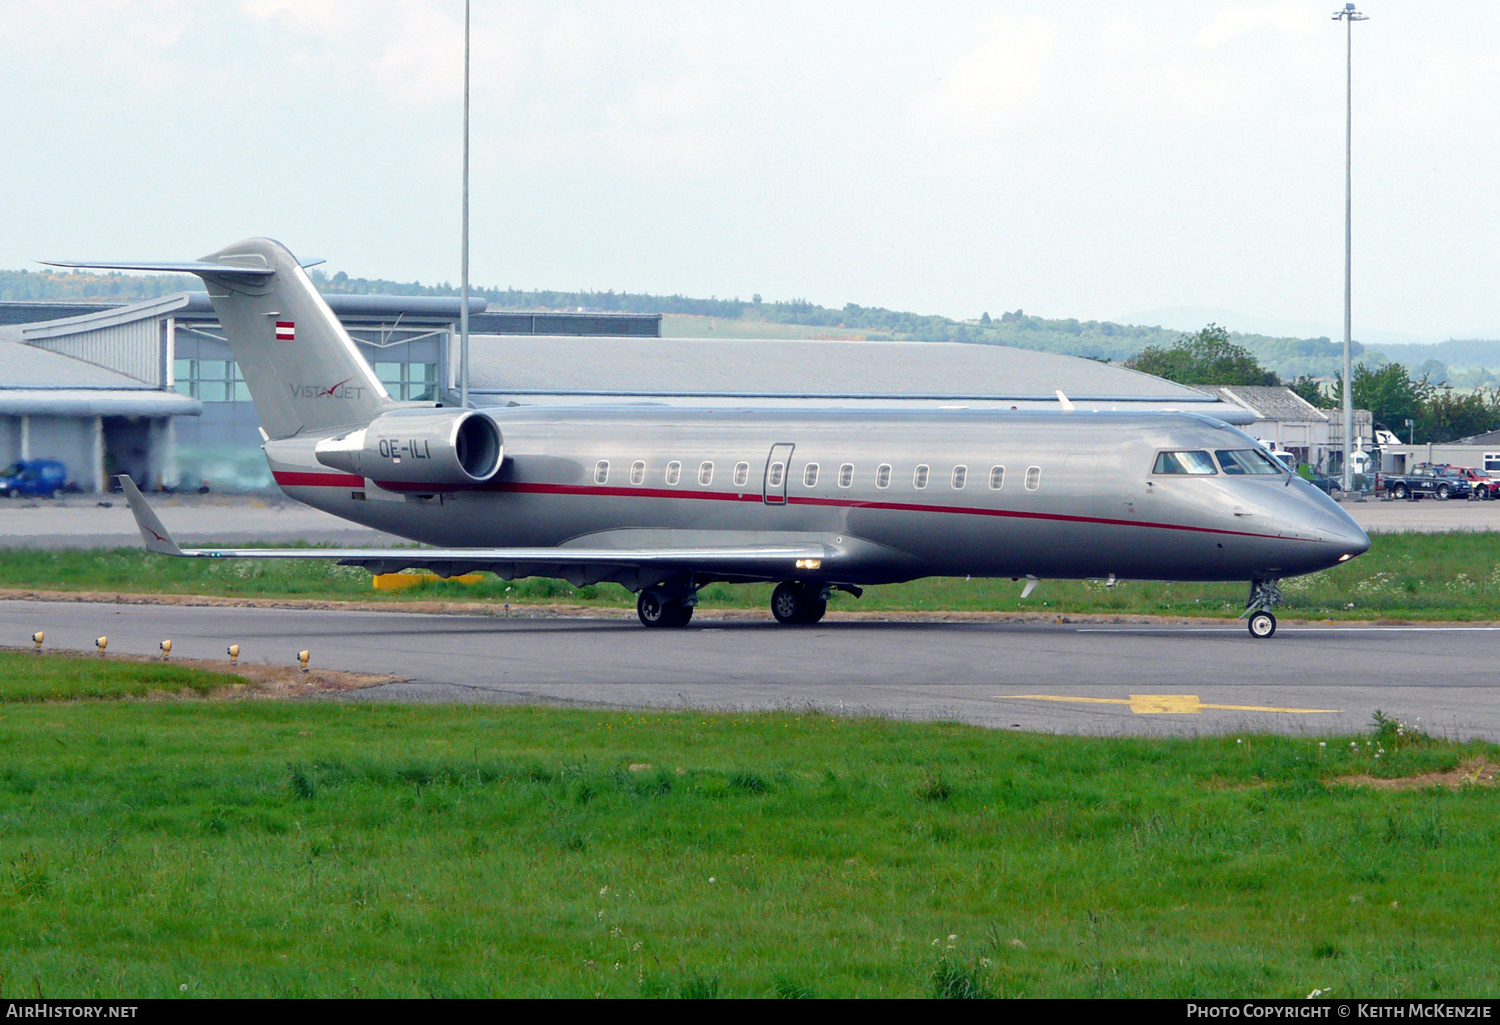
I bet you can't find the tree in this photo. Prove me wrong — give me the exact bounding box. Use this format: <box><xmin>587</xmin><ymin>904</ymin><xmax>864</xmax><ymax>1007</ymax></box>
<box><xmin>1288</xmin><ymin>375</ymin><xmax>1334</xmax><ymax>409</ymax></box>
<box><xmin>1123</xmin><ymin>323</ymin><xmax>1280</xmax><ymax>386</ymax></box>
<box><xmin>1345</xmin><ymin>362</ymin><xmax>1429</xmax><ymax>436</ymax></box>
<box><xmin>1419</xmin><ymin>387</ymin><xmax>1500</xmax><ymax>444</ymax></box>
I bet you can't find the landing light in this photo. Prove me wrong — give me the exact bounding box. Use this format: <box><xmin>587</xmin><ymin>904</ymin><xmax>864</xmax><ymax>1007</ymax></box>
<box><xmin>795</xmin><ymin>559</ymin><xmax>822</xmax><ymax>570</ymax></box>
<box><xmin>1338</xmin><ymin>554</ymin><xmax>1353</xmax><ymax>562</ymax></box>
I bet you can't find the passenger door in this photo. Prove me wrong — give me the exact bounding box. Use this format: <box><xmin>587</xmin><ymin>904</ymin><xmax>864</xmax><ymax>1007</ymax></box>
<box><xmin>763</xmin><ymin>443</ymin><xmax>795</xmax><ymax>506</ymax></box>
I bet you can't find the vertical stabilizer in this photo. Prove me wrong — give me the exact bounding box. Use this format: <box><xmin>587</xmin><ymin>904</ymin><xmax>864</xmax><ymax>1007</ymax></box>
<box><xmin>193</xmin><ymin>239</ymin><xmax>392</xmax><ymax>438</ymax></box>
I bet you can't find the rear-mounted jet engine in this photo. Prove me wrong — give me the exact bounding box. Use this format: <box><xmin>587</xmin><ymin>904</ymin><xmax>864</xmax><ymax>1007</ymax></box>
<box><xmin>314</xmin><ymin>408</ymin><xmax>503</xmax><ymax>487</ymax></box>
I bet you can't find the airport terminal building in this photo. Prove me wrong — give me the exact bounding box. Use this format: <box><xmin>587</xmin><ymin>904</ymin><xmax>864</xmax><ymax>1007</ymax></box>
<box><xmin>0</xmin><ymin>292</ymin><xmax>1256</xmax><ymax>491</ymax></box>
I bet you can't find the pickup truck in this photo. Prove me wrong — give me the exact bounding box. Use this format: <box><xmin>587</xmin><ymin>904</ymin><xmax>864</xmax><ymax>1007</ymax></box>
<box><xmin>1437</xmin><ymin>465</ymin><xmax>1500</xmax><ymax>499</ymax></box>
<box><xmin>1381</xmin><ymin>467</ymin><xmax>1473</xmax><ymax>501</ymax></box>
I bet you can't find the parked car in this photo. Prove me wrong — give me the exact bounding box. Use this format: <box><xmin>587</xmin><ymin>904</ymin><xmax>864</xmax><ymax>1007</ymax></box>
<box><xmin>1440</xmin><ymin>466</ymin><xmax>1500</xmax><ymax>500</ymax></box>
<box><xmin>1382</xmin><ymin>466</ymin><xmax>1473</xmax><ymax>501</ymax></box>
<box><xmin>0</xmin><ymin>459</ymin><xmax>69</xmax><ymax>498</ymax></box>
<box><xmin>1305</xmin><ymin>470</ymin><xmax>1344</xmax><ymax>496</ymax></box>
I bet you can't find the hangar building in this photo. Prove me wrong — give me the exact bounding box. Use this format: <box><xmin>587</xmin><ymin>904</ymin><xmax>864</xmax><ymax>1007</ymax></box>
<box><xmin>0</xmin><ymin>293</ymin><xmax>1250</xmax><ymax>491</ymax></box>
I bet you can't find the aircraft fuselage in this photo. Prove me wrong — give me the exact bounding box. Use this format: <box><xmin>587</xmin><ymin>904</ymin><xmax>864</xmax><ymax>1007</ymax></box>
<box><xmin>266</xmin><ymin>405</ymin><xmax>1370</xmax><ymax>588</ymax></box>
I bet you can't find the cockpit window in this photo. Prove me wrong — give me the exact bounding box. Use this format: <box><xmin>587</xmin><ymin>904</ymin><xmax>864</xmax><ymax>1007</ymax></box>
<box><xmin>1216</xmin><ymin>449</ymin><xmax>1284</xmax><ymax>475</ymax></box>
<box><xmin>1153</xmin><ymin>450</ymin><xmax>1217</xmax><ymax>475</ymax></box>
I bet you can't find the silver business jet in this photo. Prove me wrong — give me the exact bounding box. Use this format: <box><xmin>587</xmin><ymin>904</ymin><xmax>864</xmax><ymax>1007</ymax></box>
<box><xmin>50</xmin><ymin>239</ymin><xmax>1369</xmax><ymax>637</ymax></box>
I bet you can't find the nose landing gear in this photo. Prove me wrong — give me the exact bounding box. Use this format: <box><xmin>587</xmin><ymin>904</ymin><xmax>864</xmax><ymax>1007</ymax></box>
<box><xmin>1243</xmin><ymin>578</ymin><xmax>1283</xmax><ymax>639</ymax></box>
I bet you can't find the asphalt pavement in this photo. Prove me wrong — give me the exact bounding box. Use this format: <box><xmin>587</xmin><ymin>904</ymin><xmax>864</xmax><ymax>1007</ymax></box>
<box><xmin>1</xmin><ymin>492</ymin><xmax>1499</xmax><ymax>549</ymax></box>
<box><xmin>5</xmin><ymin>598</ymin><xmax>1496</xmax><ymax>740</ymax></box>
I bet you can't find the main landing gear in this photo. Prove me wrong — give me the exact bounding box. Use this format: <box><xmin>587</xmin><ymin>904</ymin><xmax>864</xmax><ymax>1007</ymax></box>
<box><xmin>771</xmin><ymin>581</ymin><xmax>827</xmax><ymax>625</ymax></box>
<box><xmin>1243</xmin><ymin>578</ymin><xmax>1283</xmax><ymax>639</ymax></box>
<box><xmin>637</xmin><ymin>588</ymin><xmax>695</xmax><ymax>628</ymax></box>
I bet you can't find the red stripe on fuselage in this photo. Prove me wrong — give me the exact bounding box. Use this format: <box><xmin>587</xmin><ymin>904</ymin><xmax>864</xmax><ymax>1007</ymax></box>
<box><xmin>272</xmin><ymin>472</ymin><xmax>1292</xmax><ymax>542</ymax></box>
<box><xmin>274</xmin><ymin>470</ymin><xmax>365</xmax><ymax>488</ymax></box>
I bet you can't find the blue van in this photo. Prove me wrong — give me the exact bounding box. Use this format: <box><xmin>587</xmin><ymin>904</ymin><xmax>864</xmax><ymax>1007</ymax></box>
<box><xmin>0</xmin><ymin>460</ymin><xmax>70</xmax><ymax>498</ymax></box>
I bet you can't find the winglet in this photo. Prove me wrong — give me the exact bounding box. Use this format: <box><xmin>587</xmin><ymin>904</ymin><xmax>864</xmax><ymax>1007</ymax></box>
<box><xmin>1055</xmin><ymin>390</ymin><xmax>1075</xmax><ymax>412</ymax></box>
<box><xmin>117</xmin><ymin>476</ymin><xmax>184</xmax><ymax>556</ymax></box>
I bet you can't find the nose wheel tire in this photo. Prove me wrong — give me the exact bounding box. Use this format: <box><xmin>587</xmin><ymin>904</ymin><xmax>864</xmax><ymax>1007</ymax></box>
<box><xmin>638</xmin><ymin>590</ymin><xmax>694</xmax><ymax>628</ymax></box>
<box><xmin>1247</xmin><ymin>610</ymin><xmax>1277</xmax><ymax>639</ymax></box>
<box><xmin>771</xmin><ymin>581</ymin><xmax>828</xmax><ymax>625</ymax></box>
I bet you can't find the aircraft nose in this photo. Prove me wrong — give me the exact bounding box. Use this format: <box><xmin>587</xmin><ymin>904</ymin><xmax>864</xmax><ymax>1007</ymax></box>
<box><xmin>1311</xmin><ymin>495</ymin><xmax>1369</xmax><ymax>563</ymax></box>
<box><xmin>1332</xmin><ymin>520</ymin><xmax>1370</xmax><ymax>562</ymax></box>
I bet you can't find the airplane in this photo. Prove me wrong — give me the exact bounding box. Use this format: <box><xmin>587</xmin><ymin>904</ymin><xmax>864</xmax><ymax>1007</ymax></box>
<box><xmin>49</xmin><ymin>238</ymin><xmax>1370</xmax><ymax>638</ymax></box>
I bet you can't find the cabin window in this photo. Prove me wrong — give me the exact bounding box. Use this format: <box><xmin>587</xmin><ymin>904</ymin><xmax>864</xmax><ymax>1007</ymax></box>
<box><xmin>768</xmin><ymin>462</ymin><xmax>785</xmax><ymax>488</ymax></box>
<box><xmin>630</xmin><ymin>460</ymin><xmax>645</xmax><ymax>485</ymax></box>
<box><xmin>1025</xmin><ymin>465</ymin><xmax>1041</xmax><ymax>491</ymax></box>
<box><xmin>803</xmin><ymin>463</ymin><xmax>819</xmax><ymax>487</ymax></box>
<box><xmin>1215</xmin><ymin>449</ymin><xmax>1283</xmax><ymax>475</ymax></box>
<box><xmin>951</xmin><ymin>465</ymin><xmax>967</xmax><ymax>490</ymax></box>
<box><xmin>734</xmin><ymin>461</ymin><xmax>750</xmax><ymax>487</ymax></box>
<box><xmin>913</xmin><ymin>464</ymin><xmax>930</xmax><ymax>489</ymax></box>
<box><xmin>838</xmin><ymin>463</ymin><xmax>854</xmax><ymax>489</ymax></box>
<box><xmin>593</xmin><ymin>460</ymin><xmax>609</xmax><ymax>485</ymax></box>
<box><xmin>876</xmin><ymin>464</ymin><xmax>892</xmax><ymax>489</ymax></box>
<box><xmin>1154</xmin><ymin>450</ymin><xmax>1218</xmax><ymax>475</ymax></box>
<box><xmin>665</xmin><ymin>461</ymin><xmax>682</xmax><ymax>485</ymax></box>
<box><xmin>698</xmin><ymin>461</ymin><xmax>714</xmax><ymax>486</ymax></box>
<box><xmin>989</xmin><ymin>465</ymin><xmax>1005</xmax><ymax>490</ymax></box>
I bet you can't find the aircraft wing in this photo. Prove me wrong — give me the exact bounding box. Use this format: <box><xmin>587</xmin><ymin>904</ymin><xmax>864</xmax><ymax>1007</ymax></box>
<box><xmin>118</xmin><ymin>476</ymin><xmax>831</xmax><ymax>577</ymax></box>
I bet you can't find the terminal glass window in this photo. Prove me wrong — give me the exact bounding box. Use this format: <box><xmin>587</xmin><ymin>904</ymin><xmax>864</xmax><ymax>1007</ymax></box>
<box><xmin>373</xmin><ymin>361</ymin><xmax>439</xmax><ymax>401</ymax></box>
<box><xmin>1154</xmin><ymin>450</ymin><xmax>1218</xmax><ymax>475</ymax></box>
<box><xmin>174</xmin><ymin>358</ymin><xmax>249</xmax><ymax>402</ymax></box>
<box><xmin>1215</xmin><ymin>449</ymin><xmax>1282</xmax><ymax>475</ymax></box>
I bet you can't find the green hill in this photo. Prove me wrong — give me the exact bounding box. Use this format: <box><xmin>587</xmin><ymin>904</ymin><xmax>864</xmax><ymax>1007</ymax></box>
<box><xmin>0</xmin><ymin>267</ymin><xmax>1424</xmax><ymax>383</ymax></box>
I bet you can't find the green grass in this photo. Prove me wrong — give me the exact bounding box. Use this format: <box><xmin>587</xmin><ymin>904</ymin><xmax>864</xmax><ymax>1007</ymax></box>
<box><xmin>0</xmin><ymin>650</ymin><xmax>236</xmax><ymax>702</ymax></box>
<box><xmin>0</xmin><ymin>654</ymin><xmax>1496</xmax><ymax>997</ymax></box>
<box><xmin>8</xmin><ymin>532</ymin><xmax>1500</xmax><ymax>621</ymax></box>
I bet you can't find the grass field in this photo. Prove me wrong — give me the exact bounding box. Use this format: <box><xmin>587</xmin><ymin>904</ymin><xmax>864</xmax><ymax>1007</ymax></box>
<box><xmin>0</xmin><ymin>652</ymin><xmax>1497</xmax><ymax>998</ymax></box>
<box><xmin>7</xmin><ymin>532</ymin><xmax>1500</xmax><ymax>622</ymax></box>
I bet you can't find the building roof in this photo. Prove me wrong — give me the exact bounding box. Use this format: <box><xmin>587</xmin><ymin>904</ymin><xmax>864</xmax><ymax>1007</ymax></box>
<box><xmin>469</xmin><ymin>335</ymin><xmax>1219</xmax><ymax>404</ymax></box>
<box><xmin>0</xmin><ymin>340</ymin><xmax>200</xmax><ymax>417</ymax></box>
<box><xmin>0</xmin><ymin>294</ymin><xmax>659</xmax><ymax>335</ymax></box>
<box><xmin>1190</xmin><ymin>385</ymin><xmax>1330</xmax><ymax>421</ymax></box>
<box><xmin>0</xmin><ymin>339</ymin><xmax>154</xmax><ymax>389</ymax></box>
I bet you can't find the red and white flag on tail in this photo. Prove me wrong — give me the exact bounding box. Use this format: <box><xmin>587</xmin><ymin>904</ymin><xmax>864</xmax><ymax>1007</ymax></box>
<box><xmin>275</xmin><ymin>321</ymin><xmax>295</xmax><ymax>341</ymax></box>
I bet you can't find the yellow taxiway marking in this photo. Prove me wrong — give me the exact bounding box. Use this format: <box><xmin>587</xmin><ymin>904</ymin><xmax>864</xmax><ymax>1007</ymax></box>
<box><xmin>1001</xmin><ymin>694</ymin><xmax>1341</xmax><ymax>715</ymax></box>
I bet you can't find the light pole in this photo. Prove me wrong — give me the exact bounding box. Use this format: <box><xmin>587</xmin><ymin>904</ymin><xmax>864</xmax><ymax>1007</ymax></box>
<box><xmin>1333</xmin><ymin>2</ymin><xmax>1367</xmax><ymax>491</ymax></box>
<box><xmin>459</xmin><ymin>0</ymin><xmax>471</xmax><ymax>409</ymax></box>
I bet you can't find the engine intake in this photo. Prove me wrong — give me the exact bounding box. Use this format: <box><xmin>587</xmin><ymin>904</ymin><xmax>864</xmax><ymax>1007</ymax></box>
<box><xmin>314</xmin><ymin>408</ymin><xmax>503</xmax><ymax>487</ymax></box>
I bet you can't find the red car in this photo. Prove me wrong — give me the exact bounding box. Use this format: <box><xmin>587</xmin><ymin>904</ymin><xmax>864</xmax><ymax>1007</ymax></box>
<box><xmin>1440</xmin><ymin>466</ymin><xmax>1500</xmax><ymax>499</ymax></box>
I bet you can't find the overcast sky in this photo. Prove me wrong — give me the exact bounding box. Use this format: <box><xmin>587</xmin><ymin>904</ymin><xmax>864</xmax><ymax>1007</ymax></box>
<box><xmin>2</xmin><ymin>2</ymin><xmax>1495</xmax><ymax>341</ymax></box>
